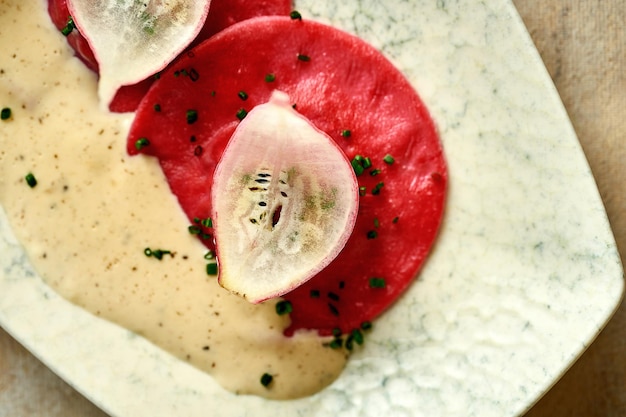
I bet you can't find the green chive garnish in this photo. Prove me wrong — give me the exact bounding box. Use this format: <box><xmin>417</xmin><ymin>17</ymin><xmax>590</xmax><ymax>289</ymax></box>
<box><xmin>260</xmin><ymin>373</ymin><xmax>273</xmax><ymax>387</ymax></box>
<box><xmin>345</xmin><ymin>335</ymin><xmax>354</xmax><ymax>351</ymax></box>
<box><xmin>290</xmin><ymin>10</ymin><xmax>302</xmax><ymax>20</ymax></box>
<box><xmin>61</xmin><ymin>16</ymin><xmax>75</xmax><ymax>36</ymax></box>
<box><xmin>186</xmin><ymin>109</ymin><xmax>198</xmax><ymax>124</ymax></box>
<box><xmin>24</xmin><ymin>172</ymin><xmax>37</xmax><ymax>188</ymax></box>
<box><xmin>351</xmin><ymin>329</ymin><xmax>364</xmax><ymax>345</ymax></box>
<box><xmin>392</xmin><ymin>216</ymin><xmax>400</xmax><ymax>224</ymax></box>
<box><xmin>188</xmin><ymin>225</ymin><xmax>202</xmax><ymax>235</ymax></box>
<box><xmin>367</xmin><ymin>230</ymin><xmax>378</xmax><ymax>239</ymax></box>
<box><xmin>1</xmin><ymin>107</ymin><xmax>11</xmax><ymax>120</ymax></box>
<box><xmin>359</xmin><ymin>186</ymin><xmax>367</xmax><ymax>197</ymax></box>
<box><xmin>370</xmin><ymin>168</ymin><xmax>381</xmax><ymax>176</ymax></box>
<box><xmin>238</xmin><ymin>91</ymin><xmax>248</xmax><ymax>101</ymax></box>
<box><xmin>206</xmin><ymin>263</ymin><xmax>218</xmax><ymax>275</ymax></box>
<box><xmin>144</xmin><ymin>248</ymin><xmax>172</xmax><ymax>260</ymax></box>
<box><xmin>153</xmin><ymin>103</ymin><xmax>161</xmax><ymax>112</ymax></box>
<box><xmin>134</xmin><ymin>137</ymin><xmax>150</xmax><ymax>150</ymax></box>
<box><xmin>265</xmin><ymin>73</ymin><xmax>276</xmax><ymax>82</ymax></box>
<box><xmin>351</xmin><ymin>156</ymin><xmax>365</xmax><ymax>176</ymax></box>
<box><xmin>372</xmin><ymin>182</ymin><xmax>384</xmax><ymax>195</ymax></box>
<box><xmin>360</xmin><ymin>321</ymin><xmax>373</xmax><ymax>331</ymax></box>
<box><xmin>297</xmin><ymin>53</ymin><xmax>311</xmax><ymax>62</ymax></box>
<box><xmin>275</xmin><ymin>300</ymin><xmax>293</xmax><ymax>315</ymax></box>
<box><xmin>369</xmin><ymin>277</ymin><xmax>386</xmax><ymax>288</ymax></box>
<box><xmin>329</xmin><ymin>338</ymin><xmax>343</xmax><ymax>349</ymax></box>
<box><xmin>383</xmin><ymin>154</ymin><xmax>395</xmax><ymax>165</ymax></box>
<box><xmin>204</xmin><ymin>250</ymin><xmax>215</xmax><ymax>260</ymax></box>
<box><xmin>236</xmin><ymin>108</ymin><xmax>248</xmax><ymax>120</ymax></box>
<box><xmin>340</xmin><ymin>129</ymin><xmax>351</xmax><ymax>138</ymax></box>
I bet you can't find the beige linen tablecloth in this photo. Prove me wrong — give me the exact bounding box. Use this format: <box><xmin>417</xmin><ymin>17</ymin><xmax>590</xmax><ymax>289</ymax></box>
<box><xmin>1</xmin><ymin>1</ymin><xmax>624</xmax><ymax>415</ymax></box>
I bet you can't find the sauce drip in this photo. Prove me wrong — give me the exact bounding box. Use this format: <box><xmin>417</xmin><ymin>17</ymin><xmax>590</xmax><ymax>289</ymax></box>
<box><xmin>0</xmin><ymin>0</ymin><xmax>346</xmax><ymax>399</ymax></box>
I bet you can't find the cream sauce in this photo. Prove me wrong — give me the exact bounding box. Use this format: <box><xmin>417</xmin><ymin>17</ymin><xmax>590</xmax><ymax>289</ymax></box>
<box><xmin>0</xmin><ymin>0</ymin><xmax>347</xmax><ymax>399</ymax></box>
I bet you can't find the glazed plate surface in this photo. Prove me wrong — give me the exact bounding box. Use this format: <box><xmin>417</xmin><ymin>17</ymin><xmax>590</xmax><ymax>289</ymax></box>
<box><xmin>0</xmin><ymin>1</ymin><xmax>623</xmax><ymax>416</ymax></box>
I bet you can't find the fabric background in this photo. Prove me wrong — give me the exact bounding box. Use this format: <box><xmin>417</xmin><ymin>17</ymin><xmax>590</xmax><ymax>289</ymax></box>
<box><xmin>1</xmin><ymin>1</ymin><xmax>624</xmax><ymax>415</ymax></box>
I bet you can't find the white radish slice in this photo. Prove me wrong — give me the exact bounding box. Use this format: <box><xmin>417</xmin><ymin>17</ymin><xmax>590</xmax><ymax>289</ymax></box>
<box><xmin>212</xmin><ymin>91</ymin><xmax>359</xmax><ymax>303</ymax></box>
<box><xmin>67</xmin><ymin>0</ymin><xmax>211</xmax><ymax>108</ymax></box>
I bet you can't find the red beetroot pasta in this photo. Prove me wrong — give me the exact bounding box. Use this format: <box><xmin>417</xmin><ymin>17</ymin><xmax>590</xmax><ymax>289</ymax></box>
<box><xmin>127</xmin><ymin>15</ymin><xmax>447</xmax><ymax>337</ymax></box>
<box><xmin>46</xmin><ymin>0</ymin><xmax>293</xmax><ymax>112</ymax></box>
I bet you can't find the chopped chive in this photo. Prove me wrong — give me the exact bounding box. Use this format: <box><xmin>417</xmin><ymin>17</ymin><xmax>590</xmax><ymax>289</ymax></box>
<box><xmin>201</xmin><ymin>218</ymin><xmax>213</xmax><ymax>228</ymax></box>
<box><xmin>290</xmin><ymin>10</ymin><xmax>302</xmax><ymax>20</ymax></box>
<box><xmin>359</xmin><ymin>186</ymin><xmax>367</xmax><ymax>197</ymax></box>
<box><xmin>351</xmin><ymin>157</ymin><xmax>365</xmax><ymax>176</ymax></box>
<box><xmin>367</xmin><ymin>230</ymin><xmax>378</xmax><ymax>239</ymax></box>
<box><xmin>383</xmin><ymin>154</ymin><xmax>395</xmax><ymax>164</ymax></box>
<box><xmin>204</xmin><ymin>250</ymin><xmax>215</xmax><ymax>260</ymax></box>
<box><xmin>144</xmin><ymin>248</ymin><xmax>172</xmax><ymax>260</ymax></box>
<box><xmin>332</xmin><ymin>327</ymin><xmax>342</xmax><ymax>337</ymax></box>
<box><xmin>369</xmin><ymin>277</ymin><xmax>386</xmax><ymax>288</ymax></box>
<box><xmin>260</xmin><ymin>373</ymin><xmax>273</xmax><ymax>387</ymax></box>
<box><xmin>340</xmin><ymin>129</ymin><xmax>351</xmax><ymax>138</ymax></box>
<box><xmin>373</xmin><ymin>218</ymin><xmax>380</xmax><ymax>228</ymax></box>
<box><xmin>188</xmin><ymin>225</ymin><xmax>202</xmax><ymax>235</ymax></box>
<box><xmin>24</xmin><ymin>172</ymin><xmax>37</xmax><ymax>188</ymax></box>
<box><xmin>372</xmin><ymin>182</ymin><xmax>384</xmax><ymax>195</ymax></box>
<box><xmin>153</xmin><ymin>103</ymin><xmax>161</xmax><ymax>112</ymax></box>
<box><xmin>206</xmin><ymin>263</ymin><xmax>218</xmax><ymax>275</ymax></box>
<box><xmin>186</xmin><ymin>109</ymin><xmax>198</xmax><ymax>124</ymax></box>
<box><xmin>351</xmin><ymin>329</ymin><xmax>364</xmax><ymax>345</ymax></box>
<box><xmin>328</xmin><ymin>292</ymin><xmax>340</xmax><ymax>301</ymax></box>
<box><xmin>361</xmin><ymin>321</ymin><xmax>373</xmax><ymax>331</ymax></box>
<box><xmin>297</xmin><ymin>53</ymin><xmax>311</xmax><ymax>62</ymax></box>
<box><xmin>188</xmin><ymin>68</ymin><xmax>200</xmax><ymax>82</ymax></box>
<box><xmin>134</xmin><ymin>137</ymin><xmax>150</xmax><ymax>150</ymax></box>
<box><xmin>370</xmin><ymin>168</ymin><xmax>381</xmax><ymax>176</ymax></box>
<box><xmin>61</xmin><ymin>16</ymin><xmax>75</xmax><ymax>36</ymax></box>
<box><xmin>310</xmin><ymin>289</ymin><xmax>320</xmax><ymax>298</ymax></box>
<box><xmin>328</xmin><ymin>338</ymin><xmax>343</xmax><ymax>349</ymax></box>
<box><xmin>392</xmin><ymin>216</ymin><xmax>400</xmax><ymax>224</ymax></box>
<box><xmin>238</xmin><ymin>91</ymin><xmax>248</xmax><ymax>101</ymax></box>
<box><xmin>1</xmin><ymin>107</ymin><xmax>11</xmax><ymax>120</ymax></box>
<box><xmin>275</xmin><ymin>300</ymin><xmax>293</xmax><ymax>315</ymax></box>
<box><xmin>362</xmin><ymin>157</ymin><xmax>372</xmax><ymax>169</ymax></box>
<box><xmin>265</xmin><ymin>73</ymin><xmax>276</xmax><ymax>82</ymax></box>
<box><xmin>236</xmin><ymin>108</ymin><xmax>248</xmax><ymax>120</ymax></box>
<box><xmin>345</xmin><ymin>334</ymin><xmax>354</xmax><ymax>351</ymax></box>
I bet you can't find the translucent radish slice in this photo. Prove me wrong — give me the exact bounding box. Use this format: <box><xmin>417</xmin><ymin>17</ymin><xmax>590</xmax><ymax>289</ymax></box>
<box><xmin>212</xmin><ymin>91</ymin><xmax>359</xmax><ymax>303</ymax></box>
<box><xmin>67</xmin><ymin>0</ymin><xmax>211</xmax><ymax>107</ymax></box>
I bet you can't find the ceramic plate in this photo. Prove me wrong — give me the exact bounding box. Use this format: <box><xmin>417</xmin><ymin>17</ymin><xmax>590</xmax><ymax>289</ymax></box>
<box><xmin>0</xmin><ymin>1</ymin><xmax>623</xmax><ymax>416</ymax></box>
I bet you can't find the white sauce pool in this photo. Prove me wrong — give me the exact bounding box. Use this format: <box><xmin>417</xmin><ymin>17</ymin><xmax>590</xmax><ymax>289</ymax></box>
<box><xmin>0</xmin><ymin>0</ymin><xmax>347</xmax><ymax>399</ymax></box>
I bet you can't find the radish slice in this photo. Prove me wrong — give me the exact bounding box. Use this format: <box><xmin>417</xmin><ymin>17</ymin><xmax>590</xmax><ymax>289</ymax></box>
<box><xmin>67</xmin><ymin>0</ymin><xmax>211</xmax><ymax>107</ymax></box>
<box><xmin>212</xmin><ymin>91</ymin><xmax>359</xmax><ymax>303</ymax></box>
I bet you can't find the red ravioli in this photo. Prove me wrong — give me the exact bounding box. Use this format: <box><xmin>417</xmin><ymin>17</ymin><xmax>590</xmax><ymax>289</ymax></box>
<box><xmin>46</xmin><ymin>0</ymin><xmax>293</xmax><ymax>112</ymax></box>
<box><xmin>127</xmin><ymin>16</ymin><xmax>447</xmax><ymax>336</ymax></box>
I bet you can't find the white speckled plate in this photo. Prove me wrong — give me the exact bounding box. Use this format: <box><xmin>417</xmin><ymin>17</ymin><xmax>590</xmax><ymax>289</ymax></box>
<box><xmin>0</xmin><ymin>1</ymin><xmax>623</xmax><ymax>416</ymax></box>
